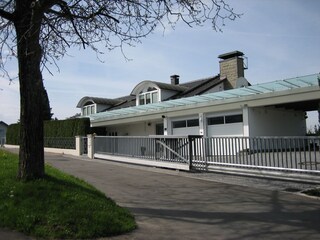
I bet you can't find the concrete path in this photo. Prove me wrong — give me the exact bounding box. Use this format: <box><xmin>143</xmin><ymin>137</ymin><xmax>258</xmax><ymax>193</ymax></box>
<box><xmin>45</xmin><ymin>154</ymin><xmax>320</xmax><ymax>240</ymax></box>
<box><xmin>1</xmin><ymin>151</ymin><xmax>320</xmax><ymax>239</ymax></box>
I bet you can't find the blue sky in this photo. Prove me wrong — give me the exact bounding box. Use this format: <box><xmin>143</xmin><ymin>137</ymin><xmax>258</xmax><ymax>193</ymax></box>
<box><xmin>1</xmin><ymin>0</ymin><xmax>320</xmax><ymax>130</ymax></box>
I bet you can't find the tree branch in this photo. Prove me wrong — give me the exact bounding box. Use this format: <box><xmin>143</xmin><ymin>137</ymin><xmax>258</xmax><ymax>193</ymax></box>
<box><xmin>0</xmin><ymin>9</ymin><xmax>14</xmax><ymax>22</ymax></box>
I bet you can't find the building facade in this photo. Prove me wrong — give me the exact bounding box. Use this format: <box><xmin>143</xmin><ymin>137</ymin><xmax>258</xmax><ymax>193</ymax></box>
<box><xmin>0</xmin><ymin>121</ymin><xmax>8</xmax><ymax>146</ymax></box>
<box><xmin>77</xmin><ymin>51</ymin><xmax>320</xmax><ymax>138</ymax></box>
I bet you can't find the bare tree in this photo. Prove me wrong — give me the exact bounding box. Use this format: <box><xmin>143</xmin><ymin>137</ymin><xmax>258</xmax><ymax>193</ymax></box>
<box><xmin>0</xmin><ymin>0</ymin><xmax>240</xmax><ymax>180</ymax></box>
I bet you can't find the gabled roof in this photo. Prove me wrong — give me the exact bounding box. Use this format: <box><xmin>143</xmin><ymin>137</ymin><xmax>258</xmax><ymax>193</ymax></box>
<box><xmin>176</xmin><ymin>75</ymin><xmax>224</xmax><ymax>98</ymax></box>
<box><xmin>0</xmin><ymin>121</ymin><xmax>8</xmax><ymax>127</ymax></box>
<box><xmin>89</xmin><ymin>73</ymin><xmax>320</xmax><ymax>124</ymax></box>
<box><xmin>131</xmin><ymin>80</ymin><xmax>188</xmax><ymax>95</ymax></box>
<box><xmin>77</xmin><ymin>75</ymin><xmax>226</xmax><ymax>111</ymax></box>
<box><xmin>107</xmin><ymin>95</ymin><xmax>136</xmax><ymax>111</ymax></box>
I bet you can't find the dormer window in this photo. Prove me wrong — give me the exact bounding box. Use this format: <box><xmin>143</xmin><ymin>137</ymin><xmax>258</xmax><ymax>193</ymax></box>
<box><xmin>131</xmin><ymin>80</ymin><xmax>187</xmax><ymax>107</ymax></box>
<box><xmin>138</xmin><ymin>87</ymin><xmax>159</xmax><ymax>105</ymax></box>
<box><xmin>82</xmin><ymin>103</ymin><xmax>96</xmax><ymax>116</ymax></box>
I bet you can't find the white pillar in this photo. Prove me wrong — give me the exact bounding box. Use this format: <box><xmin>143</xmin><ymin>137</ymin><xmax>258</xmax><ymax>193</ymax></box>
<box><xmin>163</xmin><ymin>116</ymin><xmax>169</xmax><ymax>135</ymax></box>
<box><xmin>242</xmin><ymin>105</ymin><xmax>250</xmax><ymax>137</ymax></box>
<box><xmin>87</xmin><ymin>134</ymin><xmax>95</xmax><ymax>159</ymax></box>
<box><xmin>75</xmin><ymin>136</ymin><xmax>82</xmax><ymax>156</ymax></box>
<box><xmin>199</xmin><ymin>113</ymin><xmax>205</xmax><ymax>136</ymax></box>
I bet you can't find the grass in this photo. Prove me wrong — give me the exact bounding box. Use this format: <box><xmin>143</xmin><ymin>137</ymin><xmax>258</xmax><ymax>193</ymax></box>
<box><xmin>0</xmin><ymin>149</ymin><xmax>136</xmax><ymax>239</ymax></box>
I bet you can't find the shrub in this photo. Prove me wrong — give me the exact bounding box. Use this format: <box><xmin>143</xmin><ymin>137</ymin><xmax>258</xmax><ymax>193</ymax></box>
<box><xmin>6</xmin><ymin>118</ymin><xmax>91</xmax><ymax>145</ymax></box>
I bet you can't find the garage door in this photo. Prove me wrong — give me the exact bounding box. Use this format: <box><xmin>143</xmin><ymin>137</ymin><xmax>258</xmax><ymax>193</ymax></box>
<box><xmin>206</xmin><ymin>114</ymin><xmax>244</xmax><ymax>155</ymax></box>
<box><xmin>172</xmin><ymin>118</ymin><xmax>200</xmax><ymax>135</ymax></box>
<box><xmin>207</xmin><ymin>114</ymin><xmax>243</xmax><ymax>137</ymax></box>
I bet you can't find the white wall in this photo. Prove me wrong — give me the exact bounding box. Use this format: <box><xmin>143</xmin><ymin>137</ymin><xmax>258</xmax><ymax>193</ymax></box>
<box><xmin>102</xmin><ymin>107</ymin><xmax>307</xmax><ymax>138</ymax></box>
<box><xmin>106</xmin><ymin>122</ymin><xmax>157</xmax><ymax>136</ymax></box>
<box><xmin>248</xmin><ymin>107</ymin><xmax>306</xmax><ymax>136</ymax></box>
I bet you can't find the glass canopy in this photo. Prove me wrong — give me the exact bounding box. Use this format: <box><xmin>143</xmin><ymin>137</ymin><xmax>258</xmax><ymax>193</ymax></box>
<box><xmin>90</xmin><ymin>73</ymin><xmax>319</xmax><ymax>122</ymax></box>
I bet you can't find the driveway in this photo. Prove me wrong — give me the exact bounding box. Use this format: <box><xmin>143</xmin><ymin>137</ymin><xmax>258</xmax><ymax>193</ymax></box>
<box><xmin>44</xmin><ymin>154</ymin><xmax>320</xmax><ymax>240</ymax></box>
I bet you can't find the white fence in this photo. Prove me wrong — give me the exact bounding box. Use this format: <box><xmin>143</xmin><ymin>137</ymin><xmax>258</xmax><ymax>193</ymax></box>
<box><xmin>4</xmin><ymin>135</ymin><xmax>319</xmax><ymax>175</ymax></box>
<box><xmin>91</xmin><ymin>135</ymin><xmax>320</xmax><ymax>174</ymax></box>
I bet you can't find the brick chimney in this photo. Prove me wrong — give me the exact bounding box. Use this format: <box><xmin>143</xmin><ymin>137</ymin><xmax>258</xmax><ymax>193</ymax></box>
<box><xmin>170</xmin><ymin>74</ymin><xmax>180</xmax><ymax>85</ymax></box>
<box><xmin>218</xmin><ymin>51</ymin><xmax>246</xmax><ymax>89</ymax></box>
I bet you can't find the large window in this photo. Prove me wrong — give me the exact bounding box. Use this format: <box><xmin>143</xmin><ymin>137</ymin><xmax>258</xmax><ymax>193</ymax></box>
<box><xmin>82</xmin><ymin>104</ymin><xmax>96</xmax><ymax>116</ymax></box>
<box><xmin>208</xmin><ymin>114</ymin><xmax>243</xmax><ymax>125</ymax></box>
<box><xmin>172</xmin><ymin>119</ymin><xmax>199</xmax><ymax>128</ymax></box>
<box><xmin>207</xmin><ymin>116</ymin><xmax>224</xmax><ymax>125</ymax></box>
<box><xmin>225</xmin><ymin>114</ymin><xmax>243</xmax><ymax>124</ymax></box>
<box><xmin>138</xmin><ymin>88</ymin><xmax>159</xmax><ymax>105</ymax></box>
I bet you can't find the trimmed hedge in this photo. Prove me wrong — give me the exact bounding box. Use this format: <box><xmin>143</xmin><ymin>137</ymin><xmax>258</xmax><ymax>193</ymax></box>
<box><xmin>6</xmin><ymin>123</ymin><xmax>20</xmax><ymax>145</ymax></box>
<box><xmin>6</xmin><ymin>118</ymin><xmax>91</xmax><ymax>145</ymax></box>
<box><xmin>44</xmin><ymin>118</ymin><xmax>91</xmax><ymax>138</ymax></box>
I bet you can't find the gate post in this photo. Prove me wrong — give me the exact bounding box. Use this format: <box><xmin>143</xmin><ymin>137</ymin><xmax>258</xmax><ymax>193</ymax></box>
<box><xmin>188</xmin><ymin>135</ymin><xmax>193</xmax><ymax>170</ymax></box>
<box><xmin>87</xmin><ymin>134</ymin><xmax>95</xmax><ymax>159</ymax></box>
<box><xmin>75</xmin><ymin>136</ymin><xmax>82</xmax><ymax>156</ymax></box>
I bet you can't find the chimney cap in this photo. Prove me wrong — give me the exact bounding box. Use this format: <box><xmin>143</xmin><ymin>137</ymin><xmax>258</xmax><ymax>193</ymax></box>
<box><xmin>218</xmin><ymin>51</ymin><xmax>244</xmax><ymax>60</ymax></box>
<box><xmin>170</xmin><ymin>74</ymin><xmax>180</xmax><ymax>85</ymax></box>
<box><xmin>170</xmin><ymin>74</ymin><xmax>180</xmax><ymax>79</ymax></box>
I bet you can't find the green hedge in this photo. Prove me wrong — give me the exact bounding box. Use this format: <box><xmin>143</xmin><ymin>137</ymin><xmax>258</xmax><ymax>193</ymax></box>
<box><xmin>6</xmin><ymin>123</ymin><xmax>20</xmax><ymax>145</ymax></box>
<box><xmin>6</xmin><ymin>118</ymin><xmax>91</xmax><ymax>145</ymax></box>
<box><xmin>44</xmin><ymin>118</ymin><xmax>91</xmax><ymax>138</ymax></box>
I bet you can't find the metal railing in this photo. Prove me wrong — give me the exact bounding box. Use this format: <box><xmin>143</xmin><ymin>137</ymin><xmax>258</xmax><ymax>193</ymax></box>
<box><xmin>94</xmin><ymin>136</ymin><xmax>199</xmax><ymax>166</ymax></box>
<box><xmin>94</xmin><ymin>135</ymin><xmax>320</xmax><ymax>174</ymax></box>
<box><xmin>204</xmin><ymin>136</ymin><xmax>320</xmax><ymax>173</ymax></box>
<box><xmin>81</xmin><ymin>137</ymin><xmax>88</xmax><ymax>154</ymax></box>
<box><xmin>44</xmin><ymin>137</ymin><xmax>76</xmax><ymax>149</ymax></box>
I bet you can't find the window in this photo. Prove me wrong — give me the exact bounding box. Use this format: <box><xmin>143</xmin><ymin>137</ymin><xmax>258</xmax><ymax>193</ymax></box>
<box><xmin>172</xmin><ymin>119</ymin><xmax>199</xmax><ymax>128</ymax></box>
<box><xmin>146</xmin><ymin>93</ymin><xmax>151</xmax><ymax>104</ymax></box>
<box><xmin>208</xmin><ymin>116</ymin><xmax>224</xmax><ymax>125</ymax></box>
<box><xmin>152</xmin><ymin>92</ymin><xmax>158</xmax><ymax>104</ymax></box>
<box><xmin>108</xmin><ymin>131</ymin><xmax>118</xmax><ymax>136</ymax></box>
<box><xmin>187</xmin><ymin>119</ymin><xmax>199</xmax><ymax>127</ymax></box>
<box><xmin>82</xmin><ymin>104</ymin><xmax>96</xmax><ymax>116</ymax></box>
<box><xmin>207</xmin><ymin>114</ymin><xmax>243</xmax><ymax>125</ymax></box>
<box><xmin>225</xmin><ymin>114</ymin><xmax>243</xmax><ymax>124</ymax></box>
<box><xmin>172</xmin><ymin>120</ymin><xmax>186</xmax><ymax>128</ymax></box>
<box><xmin>138</xmin><ymin>89</ymin><xmax>159</xmax><ymax>105</ymax></box>
<box><xmin>82</xmin><ymin>107</ymin><xmax>87</xmax><ymax>116</ymax></box>
<box><xmin>139</xmin><ymin>95</ymin><xmax>144</xmax><ymax>105</ymax></box>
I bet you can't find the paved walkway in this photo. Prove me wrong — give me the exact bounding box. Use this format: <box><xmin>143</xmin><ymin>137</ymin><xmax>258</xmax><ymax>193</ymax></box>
<box><xmin>1</xmin><ymin>151</ymin><xmax>320</xmax><ymax>239</ymax></box>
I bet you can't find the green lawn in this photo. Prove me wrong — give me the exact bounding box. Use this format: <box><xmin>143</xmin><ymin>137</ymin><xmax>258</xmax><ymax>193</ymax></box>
<box><xmin>0</xmin><ymin>149</ymin><xmax>136</xmax><ymax>239</ymax></box>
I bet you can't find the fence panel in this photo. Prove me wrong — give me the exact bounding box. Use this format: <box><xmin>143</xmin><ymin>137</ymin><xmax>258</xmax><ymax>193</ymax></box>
<box><xmin>44</xmin><ymin>137</ymin><xmax>76</xmax><ymax>149</ymax></box>
<box><xmin>81</xmin><ymin>137</ymin><xmax>88</xmax><ymax>154</ymax></box>
<box><xmin>94</xmin><ymin>136</ymin><xmax>194</xmax><ymax>166</ymax></box>
<box><xmin>92</xmin><ymin>135</ymin><xmax>320</xmax><ymax>174</ymax></box>
<box><xmin>205</xmin><ymin>136</ymin><xmax>320</xmax><ymax>173</ymax></box>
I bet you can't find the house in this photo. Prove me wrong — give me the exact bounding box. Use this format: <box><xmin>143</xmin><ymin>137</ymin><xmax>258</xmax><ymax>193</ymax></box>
<box><xmin>0</xmin><ymin>121</ymin><xmax>8</xmax><ymax>146</ymax></box>
<box><xmin>77</xmin><ymin>51</ymin><xmax>320</xmax><ymax>138</ymax></box>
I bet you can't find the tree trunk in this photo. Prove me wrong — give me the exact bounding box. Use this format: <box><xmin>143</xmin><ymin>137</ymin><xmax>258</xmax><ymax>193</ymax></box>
<box><xmin>15</xmin><ymin>0</ymin><xmax>45</xmax><ymax>180</ymax></box>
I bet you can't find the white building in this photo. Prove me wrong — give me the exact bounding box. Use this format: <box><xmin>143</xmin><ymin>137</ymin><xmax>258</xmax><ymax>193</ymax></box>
<box><xmin>77</xmin><ymin>51</ymin><xmax>320</xmax><ymax>138</ymax></box>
